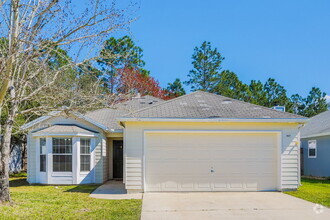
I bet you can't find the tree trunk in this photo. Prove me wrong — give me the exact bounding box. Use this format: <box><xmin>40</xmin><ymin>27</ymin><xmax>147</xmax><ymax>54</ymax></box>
<box><xmin>0</xmin><ymin>85</ymin><xmax>17</xmax><ymax>202</ymax></box>
<box><xmin>0</xmin><ymin>0</ymin><xmax>19</xmax><ymax>202</ymax></box>
<box><xmin>0</xmin><ymin>0</ymin><xmax>18</xmax><ymax>107</ymax></box>
<box><xmin>0</xmin><ymin>129</ymin><xmax>12</xmax><ymax>202</ymax></box>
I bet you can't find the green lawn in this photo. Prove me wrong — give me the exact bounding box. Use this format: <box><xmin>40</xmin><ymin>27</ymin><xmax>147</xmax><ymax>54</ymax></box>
<box><xmin>285</xmin><ymin>177</ymin><xmax>330</xmax><ymax>208</ymax></box>
<box><xmin>0</xmin><ymin>177</ymin><xmax>142</xmax><ymax>220</ymax></box>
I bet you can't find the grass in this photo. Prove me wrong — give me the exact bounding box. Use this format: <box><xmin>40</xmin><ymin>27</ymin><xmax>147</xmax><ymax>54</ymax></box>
<box><xmin>285</xmin><ymin>177</ymin><xmax>330</xmax><ymax>208</ymax></box>
<box><xmin>0</xmin><ymin>177</ymin><xmax>142</xmax><ymax>220</ymax></box>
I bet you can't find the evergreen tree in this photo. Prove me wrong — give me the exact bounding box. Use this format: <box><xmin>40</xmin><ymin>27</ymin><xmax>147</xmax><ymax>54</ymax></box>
<box><xmin>248</xmin><ymin>80</ymin><xmax>268</xmax><ymax>105</ymax></box>
<box><xmin>288</xmin><ymin>94</ymin><xmax>305</xmax><ymax>115</ymax></box>
<box><xmin>302</xmin><ymin>87</ymin><xmax>328</xmax><ymax>117</ymax></box>
<box><xmin>165</xmin><ymin>78</ymin><xmax>186</xmax><ymax>98</ymax></box>
<box><xmin>213</xmin><ymin>70</ymin><xmax>250</xmax><ymax>101</ymax></box>
<box><xmin>98</xmin><ymin>36</ymin><xmax>149</xmax><ymax>93</ymax></box>
<box><xmin>185</xmin><ymin>41</ymin><xmax>224</xmax><ymax>91</ymax></box>
<box><xmin>263</xmin><ymin>78</ymin><xmax>290</xmax><ymax>107</ymax></box>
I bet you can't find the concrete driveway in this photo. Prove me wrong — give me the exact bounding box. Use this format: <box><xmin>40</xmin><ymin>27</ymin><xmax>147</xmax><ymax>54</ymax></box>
<box><xmin>141</xmin><ymin>192</ymin><xmax>330</xmax><ymax>220</ymax></box>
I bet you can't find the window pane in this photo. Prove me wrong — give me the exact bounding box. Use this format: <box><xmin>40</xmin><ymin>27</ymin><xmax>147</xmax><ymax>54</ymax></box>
<box><xmin>59</xmin><ymin>138</ymin><xmax>64</xmax><ymax>146</ymax></box>
<box><xmin>80</xmin><ymin>138</ymin><xmax>91</xmax><ymax>172</ymax></box>
<box><xmin>66</xmin><ymin>155</ymin><xmax>72</xmax><ymax>171</ymax></box>
<box><xmin>40</xmin><ymin>138</ymin><xmax>46</xmax><ymax>154</ymax></box>
<box><xmin>53</xmin><ymin>155</ymin><xmax>72</xmax><ymax>172</ymax></box>
<box><xmin>309</xmin><ymin>149</ymin><xmax>316</xmax><ymax>157</ymax></box>
<box><xmin>308</xmin><ymin>140</ymin><xmax>316</xmax><ymax>149</ymax></box>
<box><xmin>52</xmin><ymin>138</ymin><xmax>57</xmax><ymax>145</ymax></box>
<box><xmin>80</xmin><ymin>146</ymin><xmax>90</xmax><ymax>154</ymax></box>
<box><xmin>80</xmin><ymin>155</ymin><xmax>90</xmax><ymax>171</ymax></box>
<box><xmin>80</xmin><ymin>139</ymin><xmax>91</xmax><ymax>154</ymax></box>
<box><xmin>40</xmin><ymin>155</ymin><xmax>46</xmax><ymax>172</ymax></box>
<box><xmin>53</xmin><ymin>138</ymin><xmax>72</xmax><ymax>154</ymax></box>
<box><xmin>66</xmin><ymin>138</ymin><xmax>72</xmax><ymax>146</ymax></box>
<box><xmin>60</xmin><ymin>156</ymin><xmax>65</xmax><ymax>171</ymax></box>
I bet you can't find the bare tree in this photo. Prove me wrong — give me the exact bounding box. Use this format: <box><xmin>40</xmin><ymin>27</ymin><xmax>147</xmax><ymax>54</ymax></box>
<box><xmin>0</xmin><ymin>0</ymin><xmax>135</xmax><ymax>202</ymax></box>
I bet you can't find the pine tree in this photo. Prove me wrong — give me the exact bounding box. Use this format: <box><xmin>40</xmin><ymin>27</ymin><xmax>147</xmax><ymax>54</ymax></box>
<box><xmin>185</xmin><ymin>41</ymin><xmax>224</xmax><ymax>92</ymax></box>
<box><xmin>98</xmin><ymin>36</ymin><xmax>149</xmax><ymax>93</ymax></box>
<box><xmin>302</xmin><ymin>87</ymin><xmax>328</xmax><ymax>117</ymax></box>
<box><xmin>165</xmin><ymin>78</ymin><xmax>186</xmax><ymax>98</ymax></box>
<box><xmin>213</xmin><ymin>70</ymin><xmax>250</xmax><ymax>101</ymax></box>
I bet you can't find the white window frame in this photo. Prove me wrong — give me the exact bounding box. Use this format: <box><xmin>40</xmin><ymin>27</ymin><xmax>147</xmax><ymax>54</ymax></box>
<box><xmin>308</xmin><ymin>140</ymin><xmax>317</xmax><ymax>158</ymax></box>
<box><xmin>52</xmin><ymin>137</ymin><xmax>73</xmax><ymax>172</ymax></box>
<box><xmin>80</xmin><ymin>138</ymin><xmax>91</xmax><ymax>173</ymax></box>
<box><xmin>34</xmin><ymin>133</ymin><xmax>97</xmax><ymax>184</ymax></box>
<box><xmin>39</xmin><ymin>138</ymin><xmax>47</xmax><ymax>172</ymax></box>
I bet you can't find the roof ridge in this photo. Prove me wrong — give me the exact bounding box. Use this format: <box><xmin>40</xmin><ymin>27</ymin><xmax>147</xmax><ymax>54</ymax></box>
<box><xmin>196</xmin><ymin>90</ymin><xmax>306</xmax><ymax>118</ymax></box>
<box><xmin>86</xmin><ymin>95</ymin><xmax>163</xmax><ymax>115</ymax></box>
<box><xmin>121</xmin><ymin>91</ymin><xmax>201</xmax><ymax>117</ymax></box>
<box><xmin>121</xmin><ymin>90</ymin><xmax>306</xmax><ymax>119</ymax></box>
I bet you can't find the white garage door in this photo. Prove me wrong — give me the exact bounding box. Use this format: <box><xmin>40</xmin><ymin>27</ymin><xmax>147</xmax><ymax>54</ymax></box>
<box><xmin>145</xmin><ymin>132</ymin><xmax>278</xmax><ymax>192</ymax></box>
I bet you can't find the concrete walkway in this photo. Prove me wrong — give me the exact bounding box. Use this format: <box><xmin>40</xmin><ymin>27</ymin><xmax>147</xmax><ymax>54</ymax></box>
<box><xmin>89</xmin><ymin>180</ymin><xmax>142</xmax><ymax>200</ymax></box>
<box><xmin>141</xmin><ymin>192</ymin><xmax>330</xmax><ymax>220</ymax></box>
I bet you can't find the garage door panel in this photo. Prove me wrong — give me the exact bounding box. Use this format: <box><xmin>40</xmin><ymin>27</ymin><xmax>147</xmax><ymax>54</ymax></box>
<box><xmin>147</xmin><ymin>162</ymin><xmax>199</xmax><ymax>175</ymax></box>
<box><xmin>147</xmin><ymin>175</ymin><xmax>212</xmax><ymax>191</ymax></box>
<box><xmin>246</xmin><ymin>182</ymin><xmax>258</xmax><ymax>189</ymax></box>
<box><xmin>211</xmin><ymin>149</ymin><xmax>275</xmax><ymax>160</ymax></box>
<box><xmin>229</xmin><ymin>182</ymin><xmax>244</xmax><ymax>189</ymax></box>
<box><xmin>145</xmin><ymin>132</ymin><xmax>278</xmax><ymax>192</ymax></box>
<box><xmin>148</xmin><ymin>149</ymin><xmax>211</xmax><ymax>161</ymax></box>
<box><xmin>148</xmin><ymin>133</ymin><xmax>276</xmax><ymax>144</ymax></box>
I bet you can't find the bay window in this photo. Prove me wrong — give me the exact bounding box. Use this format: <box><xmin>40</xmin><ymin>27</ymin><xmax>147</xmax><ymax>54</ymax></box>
<box><xmin>52</xmin><ymin>138</ymin><xmax>72</xmax><ymax>172</ymax></box>
<box><xmin>36</xmin><ymin>134</ymin><xmax>95</xmax><ymax>184</ymax></box>
<box><xmin>34</xmin><ymin>124</ymin><xmax>97</xmax><ymax>184</ymax></box>
<box><xmin>80</xmin><ymin>138</ymin><xmax>91</xmax><ymax>172</ymax></box>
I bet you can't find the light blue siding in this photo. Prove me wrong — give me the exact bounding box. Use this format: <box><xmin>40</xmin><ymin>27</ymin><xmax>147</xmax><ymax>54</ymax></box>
<box><xmin>301</xmin><ymin>135</ymin><xmax>330</xmax><ymax>177</ymax></box>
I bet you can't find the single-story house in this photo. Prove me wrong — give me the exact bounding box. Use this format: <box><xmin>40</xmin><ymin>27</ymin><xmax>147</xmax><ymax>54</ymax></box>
<box><xmin>300</xmin><ymin>110</ymin><xmax>330</xmax><ymax>177</ymax></box>
<box><xmin>22</xmin><ymin>91</ymin><xmax>308</xmax><ymax>193</ymax></box>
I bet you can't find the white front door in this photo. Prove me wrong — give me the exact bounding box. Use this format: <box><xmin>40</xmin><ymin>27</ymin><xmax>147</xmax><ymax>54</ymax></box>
<box><xmin>145</xmin><ymin>132</ymin><xmax>278</xmax><ymax>192</ymax></box>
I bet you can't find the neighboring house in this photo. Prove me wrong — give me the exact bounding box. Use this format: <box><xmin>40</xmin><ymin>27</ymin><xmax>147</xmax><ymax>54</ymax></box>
<box><xmin>22</xmin><ymin>91</ymin><xmax>307</xmax><ymax>192</ymax></box>
<box><xmin>9</xmin><ymin>144</ymin><xmax>24</xmax><ymax>173</ymax></box>
<box><xmin>300</xmin><ymin>111</ymin><xmax>330</xmax><ymax>177</ymax></box>
<box><xmin>0</xmin><ymin>135</ymin><xmax>26</xmax><ymax>173</ymax></box>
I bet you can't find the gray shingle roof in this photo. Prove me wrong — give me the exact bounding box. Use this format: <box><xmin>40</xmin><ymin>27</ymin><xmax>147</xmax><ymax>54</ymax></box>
<box><xmin>301</xmin><ymin>111</ymin><xmax>330</xmax><ymax>138</ymax></box>
<box><xmin>122</xmin><ymin>91</ymin><xmax>306</xmax><ymax>120</ymax></box>
<box><xmin>85</xmin><ymin>95</ymin><xmax>164</xmax><ymax>130</ymax></box>
<box><xmin>33</xmin><ymin>125</ymin><xmax>98</xmax><ymax>135</ymax></box>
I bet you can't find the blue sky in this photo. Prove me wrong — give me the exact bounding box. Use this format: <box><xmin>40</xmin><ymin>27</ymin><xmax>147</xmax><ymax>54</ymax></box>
<box><xmin>77</xmin><ymin>0</ymin><xmax>330</xmax><ymax>98</ymax></box>
<box><xmin>121</xmin><ymin>0</ymin><xmax>330</xmax><ymax>98</ymax></box>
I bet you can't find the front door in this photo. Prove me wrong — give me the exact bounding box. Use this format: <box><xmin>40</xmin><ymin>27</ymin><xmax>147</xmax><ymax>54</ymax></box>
<box><xmin>113</xmin><ymin>140</ymin><xmax>123</xmax><ymax>179</ymax></box>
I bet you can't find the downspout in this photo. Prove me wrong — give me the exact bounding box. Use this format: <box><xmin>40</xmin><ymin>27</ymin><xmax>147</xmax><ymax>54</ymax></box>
<box><xmin>297</xmin><ymin>123</ymin><xmax>305</xmax><ymax>186</ymax></box>
<box><xmin>118</xmin><ymin>121</ymin><xmax>126</xmax><ymax>184</ymax></box>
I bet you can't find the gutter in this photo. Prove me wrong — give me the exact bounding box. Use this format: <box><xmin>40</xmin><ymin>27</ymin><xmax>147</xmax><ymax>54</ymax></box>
<box><xmin>117</xmin><ymin>117</ymin><xmax>308</xmax><ymax>124</ymax></box>
<box><xmin>32</xmin><ymin>132</ymin><xmax>98</xmax><ymax>137</ymax></box>
<box><xmin>301</xmin><ymin>131</ymin><xmax>330</xmax><ymax>139</ymax></box>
